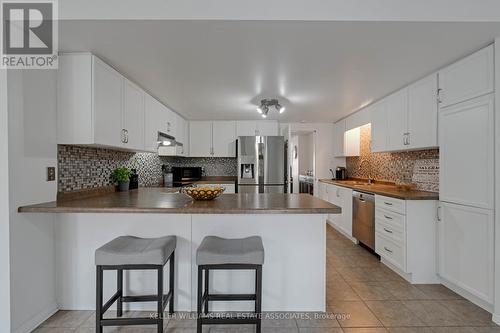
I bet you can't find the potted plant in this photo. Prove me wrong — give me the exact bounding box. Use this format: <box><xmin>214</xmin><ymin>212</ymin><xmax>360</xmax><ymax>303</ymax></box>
<box><xmin>111</xmin><ymin>167</ymin><xmax>132</xmax><ymax>192</ymax></box>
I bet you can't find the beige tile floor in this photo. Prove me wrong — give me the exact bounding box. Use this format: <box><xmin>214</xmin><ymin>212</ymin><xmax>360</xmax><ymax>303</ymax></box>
<box><xmin>34</xmin><ymin>225</ymin><xmax>500</xmax><ymax>333</ymax></box>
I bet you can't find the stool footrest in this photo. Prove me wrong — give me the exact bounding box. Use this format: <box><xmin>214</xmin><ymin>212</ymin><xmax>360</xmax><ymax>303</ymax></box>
<box><xmin>101</xmin><ymin>317</ymin><xmax>157</xmax><ymax>326</ymax></box>
<box><xmin>208</xmin><ymin>293</ymin><xmax>257</xmax><ymax>301</ymax></box>
<box><xmin>122</xmin><ymin>291</ymin><xmax>172</xmax><ymax>303</ymax></box>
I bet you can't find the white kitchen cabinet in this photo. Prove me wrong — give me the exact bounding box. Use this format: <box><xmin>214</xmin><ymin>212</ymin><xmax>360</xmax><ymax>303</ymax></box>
<box><xmin>333</xmin><ymin>120</ymin><xmax>346</xmax><ymax>157</ymax></box>
<box><xmin>375</xmin><ymin>195</ymin><xmax>438</xmax><ymax>283</ymax></box>
<box><xmin>437</xmin><ymin>201</ymin><xmax>494</xmax><ymax>305</ymax></box>
<box><xmin>189</xmin><ymin>121</ymin><xmax>236</xmax><ymax>157</ymax></box>
<box><xmin>236</xmin><ymin>121</ymin><xmax>257</xmax><ymax>136</ymax></box>
<box><xmin>164</xmin><ymin>107</ymin><xmax>176</xmax><ymax>137</ymax></box>
<box><xmin>385</xmin><ymin>88</ymin><xmax>408</xmax><ymax>151</ymax></box>
<box><xmin>189</xmin><ymin>121</ymin><xmax>213</xmax><ymax>157</ymax></box>
<box><xmin>407</xmin><ymin>74</ymin><xmax>438</xmax><ymax>149</ymax></box>
<box><xmin>370</xmin><ymin>99</ymin><xmax>388</xmax><ymax>152</ymax></box>
<box><xmin>343</xmin><ymin>127</ymin><xmax>360</xmax><ymax>157</ymax></box>
<box><xmin>212</xmin><ymin>121</ymin><xmax>236</xmax><ymax>157</ymax></box>
<box><xmin>325</xmin><ymin>183</ymin><xmax>353</xmax><ymax>238</ymax></box>
<box><xmin>438</xmin><ymin>45</ymin><xmax>494</xmax><ymax>108</ymax></box>
<box><xmin>144</xmin><ymin>94</ymin><xmax>167</xmax><ymax>152</ymax></box>
<box><xmin>235</xmin><ymin>120</ymin><xmax>278</xmax><ymax>136</ymax></box>
<box><xmin>58</xmin><ymin>53</ymin><xmax>176</xmax><ymax>153</ymax></box>
<box><xmin>122</xmin><ymin>80</ymin><xmax>145</xmax><ymax>151</ymax></box>
<box><xmin>370</xmin><ymin>74</ymin><xmax>438</xmax><ymax>153</ymax></box>
<box><xmin>257</xmin><ymin>121</ymin><xmax>279</xmax><ymax>136</ymax></box>
<box><xmin>439</xmin><ymin>94</ymin><xmax>494</xmax><ymax>209</ymax></box>
<box><xmin>92</xmin><ymin>57</ymin><xmax>124</xmax><ymax>147</ymax></box>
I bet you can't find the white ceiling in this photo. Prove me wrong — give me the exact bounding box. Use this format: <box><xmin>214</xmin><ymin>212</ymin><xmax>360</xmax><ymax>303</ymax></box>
<box><xmin>60</xmin><ymin>20</ymin><xmax>500</xmax><ymax>122</ymax></box>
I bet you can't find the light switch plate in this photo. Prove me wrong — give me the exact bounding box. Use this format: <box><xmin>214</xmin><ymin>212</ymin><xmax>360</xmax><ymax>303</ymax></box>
<box><xmin>47</xmin><ymin>167</ymin><xmax>56</xmax><ymax>181</ymax></box>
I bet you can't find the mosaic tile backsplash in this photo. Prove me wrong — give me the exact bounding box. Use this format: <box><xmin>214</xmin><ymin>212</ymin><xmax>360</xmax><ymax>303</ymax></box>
<box><xmin>58</xmin><ymin>145</ymin><xmax>237</xmax><ymax>192</ymax></box>
<box><xmin>346</xmin><ymin>124</ymin><xmax>439</xmax><ymax>192</ymax></box>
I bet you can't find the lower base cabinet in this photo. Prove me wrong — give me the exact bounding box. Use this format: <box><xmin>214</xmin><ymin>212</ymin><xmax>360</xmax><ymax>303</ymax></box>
<box><xmin>320</xmin><ymin>182</ymin><xmax>353</xmax><ymax>238</ymax></box>
<box><xmin>375</xmin><ymin>195</ymin><xmax>438</xmax><ymax>284</ymax></box>
<box><xmin>437</xmin><ymin>201</ymin><xmax>494</xmax><ymax>307</ymax></box>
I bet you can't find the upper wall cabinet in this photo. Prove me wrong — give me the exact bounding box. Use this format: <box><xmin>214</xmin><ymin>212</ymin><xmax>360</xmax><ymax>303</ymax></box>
<box><xmin>407</xmin><ymin>74</ymin><xmax>438</xmax><ymax>149</ymax></box>
<box><xmin>333</xmin><ymin>120</ymin><xmax>346</xmax><ymax>157</ymax></box>
<box><xmin>370</xmin><ymin>99</ymin><xmax>389</xmax><ymax>153</ymax></box>
<box><xmin>438</xmin><ymin>45</ymin><xmax>494</xmax><ymax>108</ymax></box>
<box><xmin>122</xmin><ymin>80</ymin><xmax>145</xmax><ymax>151</ymax></box>
<box><xmin>144</xmin><ymin>94</ymin><xmax>167</xmax><ymax>152</ymax></box>
<box><xmin>370</xmin><ymin>74</ymin><xmax>438</xmax><ymax>153</ymax></box>
<box><xmin>58</xmin><ymin>53</ymin><xmax>184</xmax><ymax>153</ymax></box>
<box><xmin>235</xmin><ymin>120</ymin><xmax>279</xmax><ymax>137</ymax></box>
<box><xmin>189</xmin><ymin>121</ymin><xmax>236</xmax><ymax>157</ymax></box>
<box><xmin>344</xmin><ymin>127</ymin><xmax>360</xmax><ymax>157</ymax></box>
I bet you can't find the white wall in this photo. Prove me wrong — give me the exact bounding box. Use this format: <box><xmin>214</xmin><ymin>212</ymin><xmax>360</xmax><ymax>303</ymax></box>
<box><xmin>289</xmin><ymin>123</ymin><xmax>341</xmax><ymax>181</ymax></box>
<box><xmin>494</xmin><ymin>37</ymin><xmax>500</xmax><ymax>325</ymax></box>
<box><xmin>298</xmin><ymin>133</ymin><xmax>314</xmax><ymax>175</ymax></box>
<box><xmin>8</xmin><ymin>70</ymin><xmax>58</xmax><ymax>333</ymax></box>
<box><xmin>0</xmin><ymin>70</ymin><xmax>11</xmax><ymax>332</ymax></box>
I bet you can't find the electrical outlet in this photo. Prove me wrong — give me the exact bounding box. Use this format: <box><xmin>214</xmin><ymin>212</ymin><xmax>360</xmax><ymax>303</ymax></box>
<box><xmin>47</xmin><ymin>167</ymin><xmax>56</xmax><ymax>181</ymax></box>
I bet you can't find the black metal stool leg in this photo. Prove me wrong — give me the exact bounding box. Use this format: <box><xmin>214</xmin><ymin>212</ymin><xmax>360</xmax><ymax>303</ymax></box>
<box><xmin>96</xmin><ymin>266</ymin><xmax>103</xmax><ymax>333</ymax></box>
<box><xmin>197</xmin><ymin>266</ymin><xmax>203</xmax><ymax>333</ymax></box>
<box><xmin>157</xmin><ymin>267</ymin><xmax>163</xmax><ymax>333</ymax></box>
<box><xmin>117</xmin><ymin>269</ymin><xmax>123</xmax><ymax>317</ymax></box>
<box><xmin>204</xmin><ymin>268</ymin><xmax>209</xmax><ymax>314</ymax></box>
<box><xmin>255</xmin><ymin>265</ymin><xmax>262</xmax><ymax>333</ymax></box>
<box><xmin>169</xmin><ymin>251</ymin><xmax>175</xmax><ymax>314</ymax></box>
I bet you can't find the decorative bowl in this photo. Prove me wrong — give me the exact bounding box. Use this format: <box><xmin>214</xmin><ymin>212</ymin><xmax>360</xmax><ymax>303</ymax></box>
<box><xmin>181</xmin><ymin>185</ymin><xmax>225</xmax><ymax>200</ymax></box>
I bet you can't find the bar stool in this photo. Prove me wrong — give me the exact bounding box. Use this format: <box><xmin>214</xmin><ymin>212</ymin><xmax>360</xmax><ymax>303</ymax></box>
<box><xmin>95</xmin><ymin>235</ymin><xmax>176</xmax><ymax>333</ymax></box>
<box><xmin>196</xmin><ymin>236</ymin><xmax>264</xmax><ymax>333</ymax></box>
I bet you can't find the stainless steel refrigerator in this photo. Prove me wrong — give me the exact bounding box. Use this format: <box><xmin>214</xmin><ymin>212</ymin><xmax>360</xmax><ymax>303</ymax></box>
<box><xmin>236</xmin><ymin>136</ymin><xmax>286</xmax><ymax>193</ymax></box>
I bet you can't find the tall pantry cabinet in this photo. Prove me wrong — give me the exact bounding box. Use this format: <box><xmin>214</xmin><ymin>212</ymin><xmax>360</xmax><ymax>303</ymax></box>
<box><xmin>437</xmin><ymin>45</ymin><xmax>495</xmax><ymax>311</ymax></box>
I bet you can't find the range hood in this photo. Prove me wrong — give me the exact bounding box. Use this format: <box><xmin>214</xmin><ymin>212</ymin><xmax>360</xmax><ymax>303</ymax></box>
<box><xmin>157</xmin><ymin>131</ymin><xmax>185</xmax><ymax>156</ymax></box>
<box><xmin>157</xmin><ymin>131</ymin><xmax>177</xmax><ymax>147</ymax></box>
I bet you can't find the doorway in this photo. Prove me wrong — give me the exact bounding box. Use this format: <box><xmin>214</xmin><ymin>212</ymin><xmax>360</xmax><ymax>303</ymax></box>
<box><xmin>290</xmin><ymin>130</ymin><xmax>316</xmax><ymax>194</ymax></box>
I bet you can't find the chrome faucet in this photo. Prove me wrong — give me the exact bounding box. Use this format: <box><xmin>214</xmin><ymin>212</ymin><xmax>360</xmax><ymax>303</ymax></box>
<box><xmin>358</xmin><ymin>158</ymin><xmax>374</xmax><ymax>184</ymax></box>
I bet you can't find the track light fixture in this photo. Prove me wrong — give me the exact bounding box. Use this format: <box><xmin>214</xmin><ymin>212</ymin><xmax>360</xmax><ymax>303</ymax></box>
<box><xmin>256</xmin><ymin>99</ymin><xmax>285</xmax><ymax>117</ymax></box>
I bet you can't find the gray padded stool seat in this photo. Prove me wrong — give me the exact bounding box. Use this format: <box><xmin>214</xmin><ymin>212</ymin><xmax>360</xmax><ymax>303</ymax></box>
<box><xmin>196</xmin><ymin>236</ymin><xmax>264</xmax><ymax>266</ymax></box>
<box><xmin>196</xmin><ymin>236</ymin><xmax>264</xmax><ymax>333</ymax></box>
<box><xmin>95</xmin><ymin>235</ymin><xmax>176</xmax><ymax>266</ymax></box>
<box><xmin>95</xmin><ymin>235</ymin><xmax>176</xmax><ymax>333</ymax></box>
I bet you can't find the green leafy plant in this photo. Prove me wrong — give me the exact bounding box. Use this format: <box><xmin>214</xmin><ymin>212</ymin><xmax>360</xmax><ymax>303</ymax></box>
<box><xmin>111</xmin><ymin>167</ymin><xmax>131</xmax><ymax>183</ymax></box>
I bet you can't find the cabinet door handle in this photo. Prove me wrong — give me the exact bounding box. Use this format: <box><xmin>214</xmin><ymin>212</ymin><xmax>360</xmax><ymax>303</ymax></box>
<box><xmin>437</xmin><ymin>206</ymin><xmax>442</xmax><ymax>222</ymax></box>
<box><xmin>384</xmin><ymin>247</ymin><xmax>393</xmax><ymax>253</ymax></box>
<box><xmin>383</xmin><ymin>228</ymin><xmax>393</xmax><ymax>234</ymax></box>
<box><xmin>384</xmin><ymin>215</ymin><xmax>393</xmax><ymax>220</ymax></box>
<box><xmin>124</xmin><ymin>129</ymin><xmax>129</xmax><ymax>143</ymax></box>
<box><xmin>384</xmin><ymin>202</ymin><xmax>393</xmax><ymax>206</ymax></box>
<box><xmin>437</xmin><ymin>88</ymin><xmax>443</xmax><ymax>104</ymax></box>
<box><xmin>121</xmin><ymin>129</ymin><xmax>126</xmax><ymax>143</ymax></box>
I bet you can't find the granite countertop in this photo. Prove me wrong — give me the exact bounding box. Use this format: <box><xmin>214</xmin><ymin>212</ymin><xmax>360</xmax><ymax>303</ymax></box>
<box><xmin>18</xmin><ymin>188</ymin><xmax>341</xmax><ymax>214</ymax></box>
<box><xmin>319</xmin><ymin>179</ymin><xmax>439</xmax><ymax>200</ymax></box>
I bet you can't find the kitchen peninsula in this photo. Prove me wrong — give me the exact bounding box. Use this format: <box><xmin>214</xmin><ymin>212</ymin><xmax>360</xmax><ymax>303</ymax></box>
<box><xmin>19</xmin><ymin>190</ymin><xmax>340</xmax><ymax>312</ymax></box>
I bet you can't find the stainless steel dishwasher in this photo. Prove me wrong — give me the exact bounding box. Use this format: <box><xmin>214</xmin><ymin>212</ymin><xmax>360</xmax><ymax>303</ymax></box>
<box><xmin>352</xmin><ymin>191</ymin><xmax>375</xmax><ymax>250</ymax></box>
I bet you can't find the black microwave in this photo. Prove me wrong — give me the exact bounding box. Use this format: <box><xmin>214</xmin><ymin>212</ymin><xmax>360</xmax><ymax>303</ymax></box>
<box><xmin>172</xmin><ymin>167</ymin><xmax>202</xmax><ymax>182</ymax></box>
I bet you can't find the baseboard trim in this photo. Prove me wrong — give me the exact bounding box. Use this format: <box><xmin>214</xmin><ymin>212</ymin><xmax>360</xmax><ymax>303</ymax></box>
<box><xmin>493</xmin><ymin>313</ymin><xmax>500</xmax><ymax>325</ymax></box>
<box><xmin>12</xmin><ymin>302</ymin><xmax>58</xmax><ymax>333</ymax></box>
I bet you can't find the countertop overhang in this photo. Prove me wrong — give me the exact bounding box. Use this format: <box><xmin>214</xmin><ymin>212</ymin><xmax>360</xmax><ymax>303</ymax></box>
<box><xmin>319</xmin><ymin>179</ymin><xmax>439</xmax><ymax>200</ymax></box>
<box><xmin>18</xmin><ymin>188</ymin><xmax>341</xmax><ymax>214</ymax></box>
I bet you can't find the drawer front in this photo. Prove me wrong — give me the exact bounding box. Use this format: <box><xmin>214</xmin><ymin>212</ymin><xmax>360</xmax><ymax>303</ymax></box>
<box><xmin>375</xmin><ymin>195</ymin><xmax>406</xmax><ymax>214</ymax></box>
<box><xmin>375</xmin><ymin>219</ymin><xmax>405</xmax><ymax>244</ymax></box>
<box><xmin>375</xmin><ymin>208</ymin><xmax>405</xmax><ymax>230</ymax></box>
<box><xmin>376</xmin><ymin>232</ymin><xmax>406</xmax><ymax>271</ymax></box>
